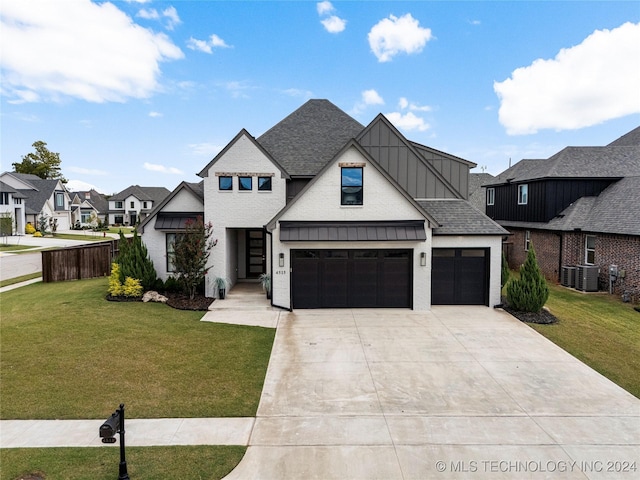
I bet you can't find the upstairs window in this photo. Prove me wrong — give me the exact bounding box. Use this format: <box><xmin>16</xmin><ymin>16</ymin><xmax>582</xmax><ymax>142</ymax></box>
<box><xmin>219</xmin><ymin>176</ymin><xmax>232</xmax><ymax>191</ymax></box>
<box><xmin>115</xmin><ymin>201</ymin><xmax>123</xmax><ymax>209</ymax></box>
<box><xmin>258</xmin><ymin>176</ymin><xmax>272</xmax><ymax>191</ymax></box>
<box><xmin>341</xmin><ymin>167</ymin><xmax>363</xmax><ymax>205</ymax></box>
<box><xmin>487</xmin><ymin>188</ymin><xmax>495</xmax><ymax>206</ymax></box>
<box><xmin>143</xmin><ymin>201</ymin><xmax>148</xmax><ymax>209</ymax></box>
<box><xmin>55</xmin><ymin>192</ymin><xmax>65</xmax><ymax>210</ymax></box>
<box><xmin>0</xmin><ymin>192</ymin><xmax>9</xmax><ymax>205</ymax></box>
<box><xmin>585</xmin><ymin>235</ymin><xmax>596</xmax><ymax>264</ymax></box>
<box><xmin>518</xmin><ymin>184</ymin><xmax>528</xmax><ymax>205</ymax></box>
<box><xmin>239</xmin><ymin>176</ymin><xmax>252</xmax><ymax>191</ymax></box>
<box><xmin>130</xmin><ymin>201</ymin><xmax>135</xmax><ymax>208</ymax></box>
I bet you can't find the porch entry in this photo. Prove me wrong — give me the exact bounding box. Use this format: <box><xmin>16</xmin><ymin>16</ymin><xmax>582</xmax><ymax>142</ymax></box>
<box><xmin>246</xmin><ymin>229</ymin><xmax>266</xmax><ymax>278</ymax></box>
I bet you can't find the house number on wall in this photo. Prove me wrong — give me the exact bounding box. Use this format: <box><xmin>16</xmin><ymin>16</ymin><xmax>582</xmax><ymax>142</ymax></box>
<box><xmin>275</xmin><ymin>270</ymin><xmax>287</xmax><ymax>275</ymax></box>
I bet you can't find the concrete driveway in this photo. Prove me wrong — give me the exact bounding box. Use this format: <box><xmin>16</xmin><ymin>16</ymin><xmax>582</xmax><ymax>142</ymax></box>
<box><xmin>225</xmin><ymin>306</ymin><xmax>639</xmax><ymax>480</ymax></box>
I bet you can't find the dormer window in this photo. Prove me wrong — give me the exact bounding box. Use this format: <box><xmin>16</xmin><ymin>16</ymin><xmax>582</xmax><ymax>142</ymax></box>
<box><xmin>518</xmin><ymin>184</ymin><xmax>528</xmax><ymax>205</ymax></box>
<box><xmin>341</xmin><ymin>167</ymin><xmax>363</xmax><ymax>205</ymax></box>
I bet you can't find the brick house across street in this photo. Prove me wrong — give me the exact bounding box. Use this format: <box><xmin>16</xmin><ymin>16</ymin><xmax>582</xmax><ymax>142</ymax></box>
<box><xmin>140</xmin><ymin>100</ymin><xmax>508</xmax><ymax>310</ymax></box>
<box><xmin>485</xmin><ymin>126</ymin><xmax>640</xmax><ymax>302</ymax></box>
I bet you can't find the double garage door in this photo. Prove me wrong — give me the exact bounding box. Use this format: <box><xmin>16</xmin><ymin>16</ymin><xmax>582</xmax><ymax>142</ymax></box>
<box><xmin>291</xmin><ymin>249</ymin><xmax>412</xmax><ymax>309</ymax></box>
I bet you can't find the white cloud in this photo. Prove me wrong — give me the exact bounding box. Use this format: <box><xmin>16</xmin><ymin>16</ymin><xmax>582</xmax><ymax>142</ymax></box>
<box><xmin>368</xmin><ymin>14</ymin><xmax>433</xmax><ymax>62</ymax></box>
<box><xmin>282</xmin><ymin>88</ymin><xmax>314</xmax><ymax>98</ymax></box>
<box><xmin>385</xmin><ymin>111</ymin><xmax>430</xmax><ymax>132</ymax></box>
<box><xmin>143</xmin><ymin>162</ymin><xmax>184</xmax><ymax>175</ymax></box>
<box><xmin>351</xmin><ymin>89</ymin><xmax>385</xmax><ymax>115</ymax></box>
<box><xmin>362</xmin><ymin>89</ymin><xmax>384</xmax><ymax>106</ymax></box>
<box><xmin>317</xmin><ymin>1</ymin><xmax>346</xmax><ymax>34</ymax></box>
<box><xmin>137</xmin><ymin>6</ymin><xmax>180</xmax><ymax>30</ymax></box>
<box><xmin>316</xmin><ymin>1</ymin><xmax>334</xmax><ymax>16</ymax></box>
<box><xmin>137</xmin><ymin>8</ymin><xmax>159</xmax><ymax>20</ymax></box>
<box><xmin>0</xmin><ymin>0</ymin><xmax>184</xmax><ymax>103</ymax></box>
<box><xmin>67</xmin><ymin>166</ymin><xmax>109</xmax><ymax>176</ymax></box>
<box><xmin>321</xmin><ymin>16</ymin><xmax>346</xmax><ymax>33</ymax></box>
<box><xmin>162</xmin><ymin>7</ymin><xmax>181</xmax><ymax>30</ymax></box>
<box><xmin>188</xmin><ymin>143</ymin><xmax>223</xmax><ymax>157</ymax></box>
<box><xmin>66</xmin><ymin>179</ymin><xmax>107</xmax><ymax>193</ymax></box>
<box><xmin>398</xmin><ymin>97</ymin><xmax>431</xmax><ymax>112</ymax></box>
<box><xmin>187</xmin><ymin>34</ymin><xmax>231</xmax><ymax>54</ymax></box>
<box><xmin>149</xmin><ymin>111</ymin><xmax>163</xmax><ymax>118</ymax></box>
<box><xmin>494</xmin><ymin>22</ymin><xmax>640</xmax><ymax>135</ymax></box>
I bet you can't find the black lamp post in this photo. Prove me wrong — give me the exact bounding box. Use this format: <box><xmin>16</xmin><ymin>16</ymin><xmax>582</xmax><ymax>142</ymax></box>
<box><xmin>99</xmin><ymin>403</ymin><xmax>130</xmax><ymax>480</ymax></box>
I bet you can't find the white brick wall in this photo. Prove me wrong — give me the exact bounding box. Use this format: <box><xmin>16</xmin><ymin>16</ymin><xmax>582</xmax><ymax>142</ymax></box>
<box><xmin>202</xmin><ymin>133</ymin><xmax>287</xmax><ymax>296</ymax></box>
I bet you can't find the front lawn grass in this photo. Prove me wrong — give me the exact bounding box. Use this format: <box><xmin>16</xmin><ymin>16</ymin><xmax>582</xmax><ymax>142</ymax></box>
<box><xmin>50</xmin><ymin>233</ymin><xmax>111</xmax><ymax>241</ymax></box>
<box><xmin>0</xmin><ymin>277</ymin><xmax>275</xmax><ymax>419</ymax></box>
<box><xmin>0</xmin><ymin>273</ymin><xmax>41</xmax><ymax>288</ymax></box>
<box><xmin>1</xmin><ymin>446</ymin><xmax>245</xmax><ymax>480</ymax></box>
<box><xmin>529</xmin><ymin>283</ymin><xmax>640</xmax><ymax>398</ymax></box>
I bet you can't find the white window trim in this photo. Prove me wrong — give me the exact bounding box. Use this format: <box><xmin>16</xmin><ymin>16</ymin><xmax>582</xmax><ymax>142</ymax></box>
<box><xmin>525</xmin><ymin>230</ymin><xmax>531</xmax><ymax>251</ymax></box>
<box><xmin>487</xmin><ymin>188</ymin><xmax>495</xmax><ymax>206</ymax></box>
<box><xmin>518</xmin><ymin>184</ymin><xmax>528</xmax><ymax>205</ymax></box>
<box><xmin>585</xmin><ymin>235</ymin><xmax>596</xmax><ymax>265</ymax></box>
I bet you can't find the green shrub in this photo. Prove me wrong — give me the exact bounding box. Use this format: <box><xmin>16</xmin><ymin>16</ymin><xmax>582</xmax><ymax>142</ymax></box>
<box><xmin>506</xmin><ymin>245</ymin><xmax>549</xmax><ymax>313</ymax></box>
<box><xmin>115</xmin><ymin>230</ymin><xmax>157</xmax><ymax>290</ymax></box>
<box><xmin>501</xmin><ymin>250</ymin><xmax>510</xmax><ymax>287</ymax></box>
<box><xmin>164</xmin><ymin>276</ymin><xmax>181</xmax><ymax>293</ymax></box>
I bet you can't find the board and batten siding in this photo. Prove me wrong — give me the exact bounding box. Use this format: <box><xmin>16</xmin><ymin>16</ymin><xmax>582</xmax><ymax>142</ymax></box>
<box><xmin>358</xmin><ymin>119</ymin><xmax>462</xmax><ymax>200</ymax></box>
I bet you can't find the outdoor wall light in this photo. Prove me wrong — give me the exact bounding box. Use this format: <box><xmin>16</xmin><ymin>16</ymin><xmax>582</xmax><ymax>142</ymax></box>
<box><xmin>420</xmin><ymin>252</ymin><xmax>426</xmax><ymax>266</ymax></box>
<box><xmin>279</xmin><ymin>253</ymin><xmax>285</xmax><ymax>267</ymax></box>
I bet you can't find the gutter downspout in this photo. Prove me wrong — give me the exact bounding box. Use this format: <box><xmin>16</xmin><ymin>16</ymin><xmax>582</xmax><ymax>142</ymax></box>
<box><xmin>557</xmin><ymin>232</ymin><xmax>563</xmax><ymax>284</ymax></box>
<box><xmin>264</xmin><ymin>226</ymin><xmax>292</xmax><ymax>312</ymax></box>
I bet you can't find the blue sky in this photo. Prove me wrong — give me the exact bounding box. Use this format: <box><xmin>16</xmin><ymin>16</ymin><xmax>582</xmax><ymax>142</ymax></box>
<box><xmin>1</xmin><ymin>0</ymin><xmax>639</xmax><ymax>195</ymax></box>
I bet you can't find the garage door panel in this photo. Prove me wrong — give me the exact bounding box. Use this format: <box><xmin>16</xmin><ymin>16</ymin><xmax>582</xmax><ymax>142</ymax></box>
<box><xmin>350</xmin><ymin>259</ymin><xmax>378</xmax><ymax>307</ymax></box>
<box><xmin>323</xmin><ymin>259</ymin><xmax>349</xmax><ymax>308</ymax></box>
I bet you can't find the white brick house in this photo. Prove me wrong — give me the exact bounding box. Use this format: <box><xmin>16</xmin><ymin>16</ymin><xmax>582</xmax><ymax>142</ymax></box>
<box><xmin>140</xmin><ymin>100</ymin><xmax>507</xmax><ymax>310</ymax></box>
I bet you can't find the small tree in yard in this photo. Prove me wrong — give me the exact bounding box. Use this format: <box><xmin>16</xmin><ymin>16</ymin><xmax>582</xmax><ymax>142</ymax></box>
<box><xmin>501</xmin><ymin>250</ymin><xmax>510</xmax><ymax>287</ymax></box>
<box><xmin>115</xmin><ymin>230</ymin><xmax>157</xmax><ymax>290</ymax></box>
<box><xmin>506</xmin><ymin>244</ymin><xmax>549</xmax><ymax>313</ymax></box>
<box><xmin>172</xmin><ymin>216</ymin><xmax>216</xmax><ymax>300</ymax></box>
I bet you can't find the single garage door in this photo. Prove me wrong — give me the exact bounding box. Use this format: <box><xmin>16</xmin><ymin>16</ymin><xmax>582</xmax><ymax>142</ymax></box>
<box><xmin>291</xmin><ymin>249</ymin><xmax>412</xmax><ymax>309</ymax></box>
<box><xmin>431</xmin><ymin>248</ymin><xmax>489</xmax><ymax>305</ymax></box>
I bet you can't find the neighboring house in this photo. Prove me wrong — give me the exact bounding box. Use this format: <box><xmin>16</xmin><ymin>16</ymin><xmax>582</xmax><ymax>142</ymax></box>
<box><xmin>69</xmin><ymin>189</ymin><xmax>108</xmax><ymax>228</ymax></box>
<box><xmin>469</xmin><ymin>172</ymin><xmax>494</xmax><ymax>213</ymax></box>
<box><xmin>0</xmin><ymin>172</ymin><xmax>72</xmax><ymax>231</ymax></box>
<box><xmin>140</xmin><ymin>100</ymin><xmax>507</xmax><ymax>311</ymax></box>
<box><xmin>108</xmin><ymin>185</ymin><xmax>170</xmax><ymax>226</ymax></box>
<box><xmin>485</xmin><ymin>126</ymin><xmax>640</xmax><ymax>301</ymax></box>
<box><xmin>0</xmin><ymin>180</ymin><xmax>27</xmax><ymax>235</ymax></box>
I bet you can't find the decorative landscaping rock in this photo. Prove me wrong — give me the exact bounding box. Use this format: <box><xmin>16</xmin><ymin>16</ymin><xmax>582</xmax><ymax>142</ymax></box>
<box><xmin>142</xmin><ymin>291</ymin><xmax>168</xmax><ymax>303</ymax></box>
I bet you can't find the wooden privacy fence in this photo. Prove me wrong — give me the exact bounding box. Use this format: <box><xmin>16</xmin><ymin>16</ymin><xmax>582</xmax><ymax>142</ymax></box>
<box><xmin>42</xmin><ymin>240</ymin><xmax>119</xmax><ymax>283</ymax></box>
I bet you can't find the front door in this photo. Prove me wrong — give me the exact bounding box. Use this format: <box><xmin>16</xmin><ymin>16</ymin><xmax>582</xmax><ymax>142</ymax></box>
<box><xmin>129</xmin><ymin>212</ymin><xmax>137</xmax><ymax>226</ymax></box>
<box><xmin>246</xmin><ymin>230</ymin><xmax>265</xmax><ymax>278</ymax></box>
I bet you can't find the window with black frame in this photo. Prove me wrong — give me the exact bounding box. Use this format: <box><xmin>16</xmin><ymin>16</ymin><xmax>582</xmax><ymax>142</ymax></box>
<box><xmin>341</xmin><ymin>167</ymin><xmax>363</xmax><ymax>205</ymax></box>
<box><xmin>258</xmin><ymin>176</ymin><xmax>272</xmax><ymax>191</ymax></box>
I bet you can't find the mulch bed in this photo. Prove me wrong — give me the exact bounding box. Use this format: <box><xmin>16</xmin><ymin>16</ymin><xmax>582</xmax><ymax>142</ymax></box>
<box><xmin>165</xmin><ymin>292</ymin><xmax>214</xmax><ymax>311</ymax></box>
<box><xmin>502</xmin><ymin>305</ymin><xmax>558</xmax><ymax>324</ymax></box>
<box><xmin>106</xmin><ymin>292</ymin><xmax>214</xmax><ymax>311</ymax></box>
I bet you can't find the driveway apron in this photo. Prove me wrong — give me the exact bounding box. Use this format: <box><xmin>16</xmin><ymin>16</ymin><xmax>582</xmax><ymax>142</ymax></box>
<box><xmin>225</xmin><ymin>306</ymin><xmax>639</xmax><ymax>480</ymax></box>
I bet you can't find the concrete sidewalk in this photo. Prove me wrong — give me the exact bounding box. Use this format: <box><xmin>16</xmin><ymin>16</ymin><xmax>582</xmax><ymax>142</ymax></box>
<box><xmin>0</xmin><ymin>418</ymin><xmax>253</xmax><ymax>448</ymax></box>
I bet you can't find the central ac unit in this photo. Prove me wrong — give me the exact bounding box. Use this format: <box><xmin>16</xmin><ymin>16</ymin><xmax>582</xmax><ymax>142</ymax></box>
<box><xmin>576</xmin><ymin>265</ymin><xmax>599</xmax><ymax>292</ymax></box>
<box><xmin>561</xmin><ymin>266</ymin><xmax>576</xmax><ymax>287</ymax></box>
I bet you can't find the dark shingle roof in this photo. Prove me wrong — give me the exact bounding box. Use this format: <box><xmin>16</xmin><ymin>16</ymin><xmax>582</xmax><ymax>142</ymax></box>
<box><xmin>487</xmin><ymin>146</ymin><xmax>640</xmax><ymax>185</ymax></box>
<box><xmin>70</xmin><ymin>190</ymin><xmax>108</xmax><ymax>213</ymax></box>
<box><xmin>417</xmin><ymin>199</ymin><xmax>508</xmax><ymax>235</ymax></box>
<box><xmin>110</xmin><ymin>185</ymin><xmax>170</xmax><ymax>203</ymax></box>
<box><xmin>608</xmin><ymin>126</ymin><xmax>640</xmax><ymax>146</ymax></box>
<box><xmin>257</xmin><ymin>99</ymin><xmax>364</xmax><ymax>176</ymax></box>
<box><xmin>0</xmin><ymin>180</ymin><xmax>27</xmax><ymax>198</ymax></box>
<box><xmin>17</xmin><ymin>178</ymin><xmax>62</xmax><ymax>214</ymax></box>
<box><xmin>468</xmin><ymin>172</ymin><xmax>493</xmax><ymax>211</ymax></box>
